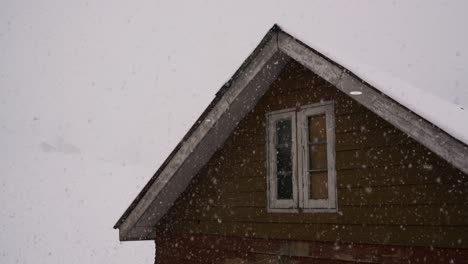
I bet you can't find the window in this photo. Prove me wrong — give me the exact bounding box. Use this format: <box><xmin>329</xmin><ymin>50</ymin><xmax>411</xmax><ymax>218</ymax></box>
<box><xmin>266</xmin><ymin>102</ymin><xmax>336</xmax><ymax>213</ymax></box>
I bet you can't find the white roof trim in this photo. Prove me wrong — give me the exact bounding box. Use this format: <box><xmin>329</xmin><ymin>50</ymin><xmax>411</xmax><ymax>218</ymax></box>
<box><xmin>277</xmin><ymin>31</ymin><xmax>468</xmax><ymax>175</ymax></box>
<box><xmin>116</xmin><ymin>27</ymin><xmax>290</xmax><ymax>240</ymax></box>
<box><xmin>115</xmin><ymin>26</ymin><xmax>468</xmax><ymax>241</ymax></box>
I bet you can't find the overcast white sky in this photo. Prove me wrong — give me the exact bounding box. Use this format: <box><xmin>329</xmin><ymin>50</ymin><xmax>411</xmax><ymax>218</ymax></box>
<box><xmin>1</xmin><ymin>1</ymin><xmax>467</xmax><ymax>263</ymax></box>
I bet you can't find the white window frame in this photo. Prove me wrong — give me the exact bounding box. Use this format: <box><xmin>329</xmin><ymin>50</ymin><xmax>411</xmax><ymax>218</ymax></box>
<box><xmin>266</xmin><ymin>108</ymin><xmax>298</xmax><ymax>212</ymax></box>
<box><xmin>266</xmin><ymin>101</ymin><xmax>337</xmax><ymax>213</ymax></box>
<box><xmin>298</xmin><ymin>102</ymin><xmax>337</xmax><ymax>212</ymax></box>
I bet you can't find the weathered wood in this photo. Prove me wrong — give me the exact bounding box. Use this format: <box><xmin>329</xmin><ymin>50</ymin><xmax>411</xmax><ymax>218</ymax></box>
<box><xmin>338</xmin><ymin>164</ymin><xmax>466</xmax><ymax>187</ymax></box>
<box><xmin>277</xmin><ymin>31</ymin><xmax>468</xmax><ymax>175</ymax></box>
<box><xmin>179</xmin><ymin>177</ymin><xmax>468</xmax><ymax>210</ymax></box>
<box><xmin>156</xmin><ymin>234</ymin><xmax>468</xmax><ymax>264</ymax></box>
<box><xmin>334</xmin><ymin>72</ymin><xmax>468</xmax><ymax>175</ymax></box>
<box><xmin>227</xmin><ymin>110</ymin><xmax>396</xmax><ymax>147</ymax></box>
<box><xmin>204</xmin><ymin>162</ymin><xmax>465</xmax><ymax>191</ymax></box>
<box><xmin>117</xmin><ymin>27</ymin><xmax>468</xmax><ymax>245</ymax></box>
<box><xmin>209</xmin><ymin>160</ymin><xmax>457</xmax><ymax>192</ymax></box>
<box><xmin>157</xmin><ymin>245</ymin><xmax>254</xmax><ymax>264</ymax></box>
<box><xmin>220</xmin><ymin>118</ymin><xmax>403</xmax><ymax>157</ymax></box>
<box><xmin>205</xmin><ymin>142</ymin><xmax>445</xmax><ymax>178</ymax></box>
<box><xmin>277</xmin><ymin>32</ymin><xmax>343</xmax><ymax>86</ymax></box>
<box><xmin>169</xmin><ymin>203</ymin><xmax>468</xmax><ymax>226</ymax></box>
<box><xmin>259</xmin><ymin>87</ymin><xmax>365</xmax><ymax>116</ymax></box>
<box><xmin>155</xmin><ymin>60</ymin><xmax>468</xmax><ymax>250</ymax></box>
<box><xmin>158</xmin><ymin>220</ymin><xmax>468</xmax><ymax>248</ymax></box>
<box><xmin>119</xmin><ymin>33</ymin><xmax>290</xmax><ymax>240</ymax></box>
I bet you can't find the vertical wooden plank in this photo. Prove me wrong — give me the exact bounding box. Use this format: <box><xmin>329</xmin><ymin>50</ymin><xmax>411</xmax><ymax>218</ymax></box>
<box><xmin>326</xmin><ymin>103</ymin><xmax>337</xmax><ymax>210</ymax></box>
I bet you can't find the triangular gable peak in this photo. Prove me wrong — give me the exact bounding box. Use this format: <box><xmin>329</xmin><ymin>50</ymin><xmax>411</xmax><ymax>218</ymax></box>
<box><xmin>114</xmin><ymin>25</ymin><xmax>468</xmax><ymax>241</ymax></box>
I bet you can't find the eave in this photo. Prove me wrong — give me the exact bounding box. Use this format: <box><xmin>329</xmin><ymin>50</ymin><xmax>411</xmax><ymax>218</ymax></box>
<box><xmin>114</xmin><ymin>24</ymin><xmax>468</xmax><ymax>241</ymax></box>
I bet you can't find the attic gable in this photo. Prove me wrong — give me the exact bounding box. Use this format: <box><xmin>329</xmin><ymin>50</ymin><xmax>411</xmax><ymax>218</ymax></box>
<box><xmin>114</xmin><ymin>25</ymin><xmax>468</xmax><ymax>241</ymax></box>
<box><xmin>154</xmin><ymin>61</ymin><xmax>468</xmax><ymax>250</ymax></box>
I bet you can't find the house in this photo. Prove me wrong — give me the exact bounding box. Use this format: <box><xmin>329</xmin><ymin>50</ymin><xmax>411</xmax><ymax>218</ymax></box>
<box><xmin>114</xmin><ymin>25</ymin><xmax>468</xmax><ymax>263</ymax></box>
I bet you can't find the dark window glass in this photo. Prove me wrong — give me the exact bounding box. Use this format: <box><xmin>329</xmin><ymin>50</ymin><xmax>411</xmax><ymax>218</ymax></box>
<box><xmin>278</xmin><ymin>172</ymin><xmax>293</xmax><ymax>199</ymax></box>
<box><xmin>275</xmin><ymin>119</ymin><xmax>293</xmax><ymax>199</ymax></box>
<box><xmin>277</xmin><ymin>147</ymin><xmax>292</xmax><ymax>173</ymax></box>
<box><xmin>276</xmin><ymin>119</ymin><xmax>292</xmax><ymax>145</ymax></box>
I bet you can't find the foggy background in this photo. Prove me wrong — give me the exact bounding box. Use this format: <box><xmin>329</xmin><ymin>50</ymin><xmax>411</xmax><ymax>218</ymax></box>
<box><xmin>1</xmin><ymin>1</ymin><xmax>467</xmax><ymax>263</ymax></box>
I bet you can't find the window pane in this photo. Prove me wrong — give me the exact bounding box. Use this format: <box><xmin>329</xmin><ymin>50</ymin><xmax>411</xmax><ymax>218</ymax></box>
<box><xmin>277</xmin><ymin>147</ymin><xmax>292</xmax><ymax>173</ymax></box>
<box><xmin>310</xmin><ymin>172</ymin><xmax>328</xmax><ymax>199</ymax></box>
<box><xmin>309</xmin><ymin>144</ymin><xmax>328</xmax><ymax>170</ymax></box>
<box><xmin>275</xmin><ymin>119</ymin><xmax>293</xmax><ymax>200</ymax></box>
<box><xmin>308</xmin><ymin>113</ymin><xmax>329</xmax><ymax>200</ymax></box>
<box><xmin>308</xmin><ymin>114</ymin><xmax>326</xmax><ymax>143</ymax></box>
<box><xmin>278</xmin><ymin>172</ymin><xmax>293</xmax><ymax>199</ymax></box>
<box><xmin>276</xmin><ymin>119</ymin><xmax>292</xmax><ymax>145</ymax></box>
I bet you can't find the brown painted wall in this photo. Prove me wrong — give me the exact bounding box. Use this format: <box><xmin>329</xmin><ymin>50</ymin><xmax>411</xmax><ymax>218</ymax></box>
<box><xmin>154</xmin><ymin>61</ymin><xmax>468</xmax><ymax>263</ymax></box>
<box><xmin>155</xmin><ymin>234</ymin><xmax>468</xmax><ymax>264</ymax></box>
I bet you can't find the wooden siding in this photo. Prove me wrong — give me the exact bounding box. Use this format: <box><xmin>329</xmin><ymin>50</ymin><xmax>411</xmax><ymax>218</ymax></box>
<box><xmin>155</xmin><ymin>61</ymin><xmax>468</xmax><ymax>260</ymax></box>
<box><xmin>155</xmin><ymin>234</ymin><xmax>468</xmax><ymax>264</ymax></box>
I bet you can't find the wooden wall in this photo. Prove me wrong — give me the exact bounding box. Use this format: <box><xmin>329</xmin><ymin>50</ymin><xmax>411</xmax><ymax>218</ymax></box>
<box><xmin>155</xmin><ymin>234</ymin><xmax>468</xmax><ymax>264</ymax></box>
<box><xmin>154</xmin><ymin>61</ymin><xmax>468</xmax><ymax>263</ymax></box>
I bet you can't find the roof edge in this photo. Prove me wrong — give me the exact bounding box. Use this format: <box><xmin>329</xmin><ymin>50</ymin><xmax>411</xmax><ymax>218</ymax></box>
<box><xmin>113</xmin><ymin>24</ymin><xmax>282</xmax><ymax>229</ymax></box>
<box><xmin>114</xmin><ymin>24</ymin><xmax>468</xmax><ymax>237</ymax></box>
<box><xmin>276</xmin><ymin>29</ymin><xmax>468</xmax><ymax>172</ymax></box>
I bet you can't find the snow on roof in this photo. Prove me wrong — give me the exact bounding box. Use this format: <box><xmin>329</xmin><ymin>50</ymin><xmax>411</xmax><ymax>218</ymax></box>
<box><xmin>344</xmin><ymin>62</ymin><xmax>467</xmax><ymax>146</ymax></box>
<box><xmin>114</xmin><ymin>25</ymin><xmax>468</xmax><ymax>240</ymax></box>
<box><xmin>280</xmin><ymin>24</ymin><xmax>468</xmax><ymax>146</ymax></box>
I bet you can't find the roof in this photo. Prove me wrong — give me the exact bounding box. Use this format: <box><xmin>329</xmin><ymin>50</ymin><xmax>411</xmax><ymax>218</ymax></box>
<box><xmin>114</xmin><ymin>25</ymin><xmax>468</xmax><ymax>241</ymax></box>
<box><xmin>113</xmin><ymin>24</ymin><xmax>282</xmax><ymax>230</ymax></box>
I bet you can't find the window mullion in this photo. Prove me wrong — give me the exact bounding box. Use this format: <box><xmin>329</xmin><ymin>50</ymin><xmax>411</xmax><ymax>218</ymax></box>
<box><xmin>266</xmin><ymin>109</ymin><xmax>298</xmax><ymax>211</ymax></box>
<box><xmin>291</xmin><ymin>112</ymin><xmax>299</xmax><ymax>209</ymax></box>
<box><xmin>326</xmin><ymin>104</ymin><xmax>337</xmax><ymax>209</ymax></box>
<box><xmin>297</xmin><ymin>110</ymin><xmax>305</xmax><ymax>209</ymax></box>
